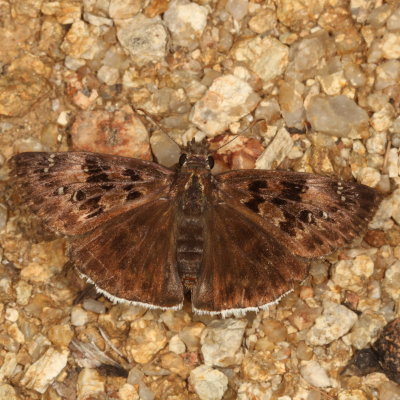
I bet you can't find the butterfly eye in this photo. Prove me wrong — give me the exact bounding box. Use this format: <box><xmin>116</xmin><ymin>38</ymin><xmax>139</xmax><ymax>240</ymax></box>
<box><xmin>208</xmin><ymin>156</ymin><xmax>214</xmax><ymax>169</ymax></box>
<box><xmin>179</xmin><ymin>154</ymin><xmax>187</xmax><ymax>166</ymax></box>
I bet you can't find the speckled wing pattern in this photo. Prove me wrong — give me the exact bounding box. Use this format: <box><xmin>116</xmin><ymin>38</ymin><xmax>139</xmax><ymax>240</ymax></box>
<box><xmin>11</xmin><ymin>152</ymin><xmax>174</xmax><ymax>235</ymax></box>
<box><xmin>11</xmin><ymin>152</ymin><xmax>183</xmax><ymax>309</ymax></box>
<box><xmin>10</xmin><ymin>149</ymin><xmax>382</xmax><ymax>315</ymax></box>
<box><xmin>192</xmin><ymin>169</ymin><xmax>382</xmax><ymax>314</ymax></box>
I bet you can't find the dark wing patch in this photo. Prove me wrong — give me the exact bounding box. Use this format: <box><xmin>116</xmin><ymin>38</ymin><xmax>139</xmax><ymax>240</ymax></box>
<box><xmin>70</xmin><ymin>199</ymin><xmax>183</xmax><ymax>309</ymax></box>
<box><xmin>192</xmin><ymin>203</ymin><xmax>307</xmax><ymax>314</ymax></box>
<box><xmin>10</xmin><ymin>151</ymin><xmax>174</xmax><ymax>235</ymax></box>
<box><xmin>215</xmin><ymin>170</ymin><xmax>382</xmax><ymax>258</ymax></box>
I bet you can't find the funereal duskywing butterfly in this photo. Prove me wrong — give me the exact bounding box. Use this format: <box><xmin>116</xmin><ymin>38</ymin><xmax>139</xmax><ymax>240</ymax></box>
<box><xmin>10</xmin><ymin>138</ymin><xmax>382</xmax><ymax>317</ymax></box>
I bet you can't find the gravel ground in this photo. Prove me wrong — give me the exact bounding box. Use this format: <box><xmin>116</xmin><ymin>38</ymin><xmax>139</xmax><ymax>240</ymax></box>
<box><xmin>0</xmin><ymin>0</ymin><xmax>399</xmax><ymax>399</ymax></box>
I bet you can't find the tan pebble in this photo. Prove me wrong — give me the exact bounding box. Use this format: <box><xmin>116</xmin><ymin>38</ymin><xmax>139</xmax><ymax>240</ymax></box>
<box><xmin>125</xmin><ymin>319</ymin><xmax>167</xmax><ymax>364</ymax></box>
<box><xmin>76</xmin><ymin>368</ymin><xmax>105</xmax><ymax>400</ymax></box>
<box><xmin>48</xmin><ymin>324</ymin><xmax>74</xmax><ymax>348</ymax></box>
<box><xmin>160</xmin><ymin>352</ymin><xmax>190</xmax><ymax>379</ymax></box>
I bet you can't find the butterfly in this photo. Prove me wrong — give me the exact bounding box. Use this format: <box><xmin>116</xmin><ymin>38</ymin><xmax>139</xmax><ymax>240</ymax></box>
<box><xmin>10</xmin><ymin>138</ymin><xmax>382</xmax><ymax>317</ymax></box>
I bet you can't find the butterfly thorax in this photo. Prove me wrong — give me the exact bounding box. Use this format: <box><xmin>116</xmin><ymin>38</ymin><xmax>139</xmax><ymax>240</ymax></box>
<box><xmin>174</xmin><ymin>148</ymin><xmax>214</xmax><ymax>291</ymax></box>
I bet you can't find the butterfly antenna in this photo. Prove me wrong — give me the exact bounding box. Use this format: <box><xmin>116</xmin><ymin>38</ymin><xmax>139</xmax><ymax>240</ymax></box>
<box><xmin>215</xmin><ymin>118</ymin><xmax>265</xmax><ymax>152</ymax></box>
<box><xmin>133</xmin><ymin>107</ymin><xmax>180</xmax><ymax>147</ymax></box>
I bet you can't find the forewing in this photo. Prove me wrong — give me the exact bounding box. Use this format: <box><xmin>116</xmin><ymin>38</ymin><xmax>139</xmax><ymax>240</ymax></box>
<box><xmin>10</xmin><ymin>152</ymin><xmax>174</xmax><ymax>235</ymax></box>
<box><xmin>215</xmin><ymin>170</ymin><xmax>382</xmax><ymax>258</ymax></box>
<box><xmin>70</xmin><ymin>199</ymin><xmax>184</xmax><ymax>309</ymax></box>
<box><xmin>192</xmin><ymin>203</ymin><xmax>307</xmax><ymax>314</ymax></box>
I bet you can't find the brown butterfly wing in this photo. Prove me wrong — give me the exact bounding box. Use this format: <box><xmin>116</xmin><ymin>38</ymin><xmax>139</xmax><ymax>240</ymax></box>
<box><xmin>10</xmin><ymin>152</ymin><xmax>174</xmax><ymax>235</ymax></box>
<box><xmin>214</xmin><ymin>170</ymin><xmax>382</xmax><ymax>258</ymax></box>
<box><xmin>192</xmin><ymin>202</ymin><xmax>307</xmax><ymax>314</ymax></box>
<box><xmin>69</xmin><ymin>199</ymin><xmax>184</xmax><ymax>308</ymax></box>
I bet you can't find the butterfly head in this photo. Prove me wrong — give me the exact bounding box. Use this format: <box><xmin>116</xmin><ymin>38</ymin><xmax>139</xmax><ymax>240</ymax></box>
<box><xmin>179</xmin><ymin>138</ymin><xmax>214</xmax><ymax>170</ymax></box>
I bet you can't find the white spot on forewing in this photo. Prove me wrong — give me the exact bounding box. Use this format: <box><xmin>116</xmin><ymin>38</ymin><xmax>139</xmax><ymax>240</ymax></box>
<box><xmin>72</xmin><ymin>191</ymin><xmax>79</xmax><ymax>202</ymax></box>
<box><xmin>57</xmin><ymin>187</ymin><xmax>65</xmax><ymax>195</ymax></box>
<box><xmin>77</xmin><ymin>270</ymin><xmax>183</xmax><ymax>311</ymax></box>
<box><xmin>322</xmin><ymin>211</ymin><xmax>328</xmax><ymax>219</ymax></box>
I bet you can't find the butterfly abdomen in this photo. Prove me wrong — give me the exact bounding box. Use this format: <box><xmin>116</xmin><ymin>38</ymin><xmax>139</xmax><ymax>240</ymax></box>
<box><xmin>176</xmin><ymin>215</ymin><xmax>204</xmax><ymax>290</ymax></box>
<box><xmin>175</xmin><ymin>172</ymin><xmax>209</xmax><ymax>290</ymax></box>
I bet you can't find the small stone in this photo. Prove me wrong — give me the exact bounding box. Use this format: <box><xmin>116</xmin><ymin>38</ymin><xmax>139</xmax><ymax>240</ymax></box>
<box><xmin>0</xmin><ymin>70</ymin><xmax>50</xmax><ymax>117</ymax></box>
<box><xmin>82</xmin><ymin>298</ymin><xmax>106</xmax><ymax>314</ymax></box>
<box><xmin>349</xmin><ymin>313</ymin><xmax>387</xmax><ymax>350</ymax></box>
<box><xmin>357</xmin><ymin>167</ymin><xmax>381</xmax><ymax>187</ymax></box>
<box><xmin>0</xmin><ymin>384</ymin><xmax>17</xmax><ymax>400</ymax></box>
<box><xmin>118</xmin><ymin>383</ymin><xmax>140</xmax><ymax>400</ymax></box>
<box><xmin>97</xmin><ymin>65</ymin><xmax>119</xmax><ymax>85</ymax></box>
<box><xmin>300</xmin><ymin>360</ymin><xmax>331</xmax><ymax>388</ymax></box>
<box><xmin>71</xmin><ymin>107</ymin><xmax>151</xmax><ymax>159</ymax></box>
<box><xmin>241</xmin><ymin>352</ymin><xmax>283</xmax><ymax>381</ymax></box>
<box><xmin>0</xmin><ymin>353</ymin><xmax>17</xmax><ymax>382</ymax></box>
<box><xmin>306</xmin><ymin>301</ymin><xmax>358</xmax><ymax>346</ymax></box>
<box><xmin>201</xmin><ymin>319</ymin><xmax>247</xmax><ymax>367</ymax></box>
<box><xmin>144</xmin><ymin>0</ymin><xmax>170</xmax><ymax>18</ymax></box>
<box><xmin>296</xmin><ymin>341</ymin><xmax>313</xmax><ymax>361</ymax></box>
<box><xmin>15</xmin><ymin>281</ymin><xmax>32</xmax><ymax>306</ymax></box>
<box><xmin>306</xmin><ymin>95</ymin><xmax>369</xmax><ymax>137</ymax></box>
<box><xmin>232</xmin><ymin>36</ymin><xmax>288</xmax><ymax>88</ymax></box>
<box><xmin>5</xmin><ymin>307</ymin><xmax>18</xmax><ymax>322</ymax></box>
<box><xmin>288</xmin><ymin>303</ymin><xmax>322</xmax><ymax>331</ymax></box>
<box><xmin>259</xmin><ymin>319</ymin><xmax>287</xmax><ymax>342</ymax></box>
<box><xmin>41</xmin><ymin>1</ymin><xmax>82</xmax><ymax>24</ymax></box>
<box><xmin>383</xmin><ymin>261</ymin><xmax>400</xmax><ymax>301</ymax></box>
<box><xmin>225</xmin><ymin>0</ymin><xmax>248</xmax><ymax>20</ymax></box>
<box><xmin>20</xmin><ymin>348</ymin><xmax>69</xmax><ymax>394</ymax></box>
<box><xmin>237</xmin><ymin>382</ymin><xmax>273</xmax><ymax>400</ymax></box>
<box><xmin>179</xmin><ymin>322</ymin><xmax>205</xmax><ymax>351</ymax></box>
<box><xmin>255</xmin><ymin>127</ymin><xmax>294</xmax><ymax>170</ymax></box>
<box><xmin>138</xmin><ymin>383</ymin><xmax>155</xmax><ymax>400</ymax></box>
<box><xmin>160</xmin><ymin>310</ymin><xmax>192</xmax><ymax>332</ymax></box>
<box><xmin>169</xmin><ymin>334</ymin><xmax>186</xmax><ymax>354</ymax></box>
<box><xmin>150</xmin><ymin>132</ymin><xmax>181</xmax><ymax>168</ymax></box>
<box><xmin>387</xmin><ymin>148</ymin><xmax>399</xmax><ymax>178</ymax></box>
<box><xmin>48</xmin><ymin>324</ymin><xmax>74</xmax><ymax>348</ymax></box>
<box><xmin>337</xmin><ymin>389</ymin><xmax>369</xmax><ymax>400</ymax></box>
<box><xmin>285</xmin><ymin>31</ymin><xmax>335</xmax><ymax>81</ymax></box>
<box><xmin>116</xmin><ymin>14</ymin><xmax>168</xmax><ymax>66</ymax></box>
<box><xmin>279</xmin><ymin>80</ymin><xmax>305</xmax><ymax>129</ymax></box>
<box><xmin>248</xmin><ymin>8</ymin><xmax>277</xmax><ymax>34</ymax></box>
<box><xmin>164</xmin><ymin>0</ymin><xmax>209</xmax><ymax>48</ymax></box>
<box><xmin>370</xmin><ymin>188</ymin><xmax>400</xmax><ymax>230</ymax></box>
<box><xmin>84</xmin><ymin>12</ymin><xmax>113</xmax><ymax>27</ymax></box>
<box><xmin>379</xmin><ymin>381</ymin><xmax>400</xmax><ymax>400</ymax></box>
<box><xmin>0</xmin><ymin>203</ymin><xmax>7</xmax><ymax>231</ymax></box>
<box><xmin>160</xmin><ymin>352</ymin><xmax>189</xmax><ymax>379</ymax></box>
<box><xmin>71</xmin><ymin>307</ymin><xmax>89</xmax><ymax>327</ymax></box>
<box><xmin>381</xmin><ymin>32</ymin><xmax>400</xmax><ymax>60</ymax></box>
<box><xmin>109</xmin><ymin>0</ymin><xmax>142</xmax><ymax>19</ymax></box>
<box><xmin>125</xmin><ymin>319</ymin><xmax>167</xmax><ymax>364</ymax></box>
<box><xmin>61</xmin><ymin>21</ymin><xmax>101</xmax><ymax>60</ymax></box>
<box><xmin>375</xmin><ymin>60</ymin><xmax>400</xmax><ymax>90</ymax></box>
<box><xmin>76</xmin><ymin>368</ymin><xmax>105</xmax><ymax>400</ymax></box>
<box><xmin>371</xmin><ymin>105</ymin><xmax>395</xmax><ymax>132</ymax></box>
<box><xmin>344</xmin><ymin>62</ymin><xmax>367</xmax><ymax>87</ymax></box>
<box><xmin>189</xmin><ymin>365</ymin><xmax>228</xmax><ymax>400</ymax></box>
<box><xmin>190</xmin><ymin>74</ymin><xmax>260</xmax><ymax>136</ymax></box>
<box><xmin>387</xmin><ymin>7</ymin><xmax>400</xmax><ymax>31</ymax></box>
<box><xmin>332</xmin><ymin>255</ymin><xmax>375</xmax><ymax>294</ymax></box>
<box><xmin>276</xmin><ymin>0</ymin><xmax>325</xmax><ymax>28</ymax></box>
